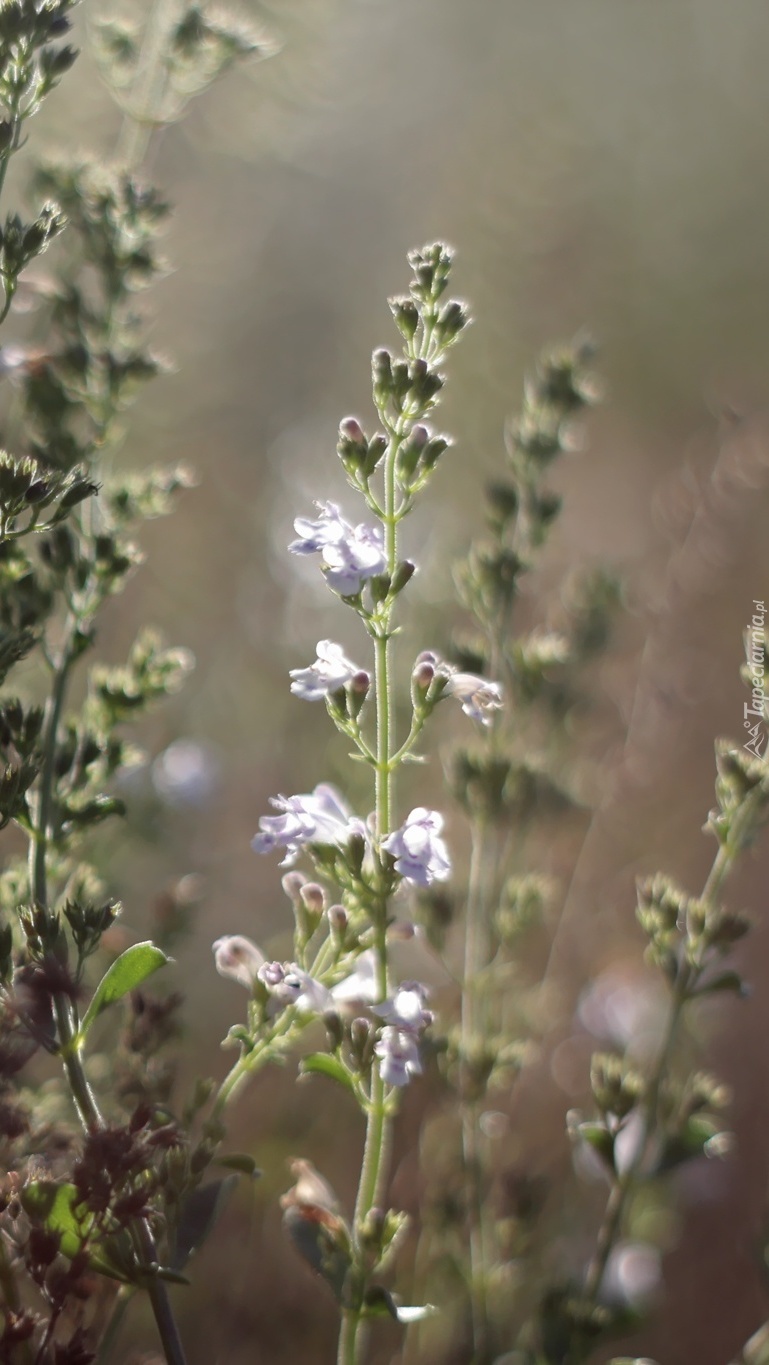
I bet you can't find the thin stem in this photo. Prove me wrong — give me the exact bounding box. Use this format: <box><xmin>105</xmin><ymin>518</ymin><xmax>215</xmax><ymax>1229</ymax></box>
<box><xmin>95</xmin><ymin>1286</ymin><xmax>135</xmax><ymax>1365</ymax></box>
<box><xmin>115</xmin><ymin>0</ymin><xmax>183</xmax><ymax>170</ymax></box>
<box><xmin>335</xmin><ymin>418</ymin><xmax>404</xmax><ymax>1365</ymax></box>
<box><xmin>575</xmin><ymin>839</ymin><xmax>737</xmax><ymax>1353</ymax></box>
<box><xmin>0</xmin><ymin>81</ymin><xmax>24</xmax><ymax>211</ymax></box>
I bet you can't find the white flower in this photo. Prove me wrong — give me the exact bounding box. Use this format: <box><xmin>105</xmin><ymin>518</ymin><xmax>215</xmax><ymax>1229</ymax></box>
<box><xmin>382</xmin><ymin>808</ymin><xmax>452</xmax><ymax>887</ymax></box>
<box><xmin>213</xmin><ymin>935</ymin><xmax>265</xmax><ymax>988</ymax></box>
<box><xmin>289</xmin><ymin>640</ymin><xmax>362</xmax><ymax>702</ymax></box>
<box><xmin>251</xmin><ymin>783</ymin><xmax>364</xmax><ymax>864</ymax></box>
<box><xmin>374</xmin><ymin>1026</ymin><xmax>423</xmax><ymax>1087</ymax></box>
<box><xmin>290</xmin><ymin>502</ymin><xmax>387</xmax><ymax>597</ymax></box>
<box><xmin>445</xmin><ymin>672</ymin><xmax>503</xmax><ymax>727</ymax></box>
<box><xmin>373</xmin><ymin>982</ymin><xmax>432</xmax><ymax>1030</ymax></box>
<box><xmin>330</xmin><ymin>949</ymin><xmax>379</xmax><ymax>1004</ymax></box>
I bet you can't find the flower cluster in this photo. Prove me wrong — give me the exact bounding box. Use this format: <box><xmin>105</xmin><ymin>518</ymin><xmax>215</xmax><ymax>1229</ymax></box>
<box><xmin>290</xmin><ymin>501</ymin><xmax>387</xmax><ymax>597</ymax></box>
<box><xmin>413</xmin><ymin>650</ymin><xmax>504</xmax><ymax>728</ymax></box>
<box><xmin>214</xmin><ymin>935</ymin><xmax>330</xmax><ymax>1012</ymax></box>
<box><xmin>250</xmin><ymin>784</ymin><xmax>363</xmax><ymax>863</ymax></box>
<box><xmin>210</xmin><ymin>245</ymin><xmax>473</xmax><ymax>1363</ymax></box>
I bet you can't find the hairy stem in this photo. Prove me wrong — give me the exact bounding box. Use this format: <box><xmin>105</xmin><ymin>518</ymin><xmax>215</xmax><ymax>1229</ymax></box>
<box><xmin>336</xmin><ymin>423</ymin><xmax>403</xmax><ymax>1365</ymax></box>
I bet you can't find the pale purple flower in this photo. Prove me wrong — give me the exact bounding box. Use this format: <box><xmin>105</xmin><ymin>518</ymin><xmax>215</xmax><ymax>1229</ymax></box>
<box><xmin>213</xmin><ymin>935</ymin><xmax>265</xmax><ymax>988</ymax></box>
<box><xmin>257</xmin><ymin>960</ymin><xmax>332</xmax><ymax>1014</ymax></box>
<box><xmin>445</xmin><ymin>672</ymin><xmax>503</xmax><ymax>727</ymax></box>
<box><xmin>290</xmin><ymin>502</ymin><xmax>346</xmax><ymax>555</ymax></box>
<box><xmin>374</xmin><ymin>1026</ymin><xmax>423</xmax><ymax>1087</ymax></box>
<box><xmin>374</xmin><ymin>982</ymin><xmax>433</xmax><ymax>1031</ymax></box>
<box><xmin>289</xmin><ymin>640</ymin><xmax>362</xmax><ymax>701</ymax></box>
<box><xmin>251</xmin><ymin>783</ymin><xmax>363</xmax><ymax>864</ymax></box>
<box><xmin>290</xmin><ymin>501</ymin><xmax>387</xmax><ymax>597</ymax></box>
<box><xmin>382</xmin><ymin>808</ymin><xmax>451</xmax><ymax>886</ymax></box>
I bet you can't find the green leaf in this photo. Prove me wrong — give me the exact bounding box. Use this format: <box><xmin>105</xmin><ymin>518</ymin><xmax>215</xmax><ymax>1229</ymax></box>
<box><xmin>79</xmin><ymin>941</ymin><xmax>169</xmax><ymax>1041</ymax></box>
<box><xmin>169</xmin><ymin>1176</ymin><xmax>238</xmax><ymax>1271</ymax></box>
<box><xmin>576</xmin><ymin>1120</ymin><xmax>616</xmax><ymax>1171</ymax></box>
<box><xmin>20</xmin><ymin>1182</ymin><xmax>133</xmax><ymax>1282</ymax></box>
<box><xmin>299</xmin><ymin>1053</ymin><xmax>355</xmax><ymax>1093</ymax></box>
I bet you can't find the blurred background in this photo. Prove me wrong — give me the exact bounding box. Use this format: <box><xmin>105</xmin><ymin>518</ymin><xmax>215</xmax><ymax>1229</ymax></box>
<box><xmin>14</xmin><ymin>0</ymin><xmax>769</xmax><ymax>1360</ymax></box>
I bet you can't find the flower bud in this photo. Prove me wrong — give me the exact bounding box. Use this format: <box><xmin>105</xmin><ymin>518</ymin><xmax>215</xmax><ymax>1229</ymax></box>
<box><xmin>349</xmin><ymin>670</ymin><xmax>371</xmax><ymax>719</ymax></box>
<box><xmin>350</xmin><ymin>670</ymin><xmax>370</xmax><ymax>697</ymax></box>
<box><xmin>339</xmin><ymin>416</ymin><xmax>365</xmax><ymax>446</ymax></box>
<box><xmin>363</xmin><ymin>433</ymin><xmax>388</xmax><ymax>476</ymax></box>
<box><xmin>300</xmin><ymin>882</ymin><xmax>326</xmax><ymax>917</ymax></box>
<box><xmin>412</xmin><ymin>652</ymin><xmax>437</xmax><ymax>692</ymax></box>
<box><xmin>323</xmin><ymin>1009</ymin><xmax>344</xmax><ymax>1050</ymax></box>
<box><xmin>389</xmin><ymin>295</ymin><xmax>419</xmax><ymax>340</ymax></box>
<box><xmin>350</xmin><ymin>1016</ymin><xmax>375</xmax><ymax>1070</ymax></box>
<box><xmin>372</xmin><ymin>348</ymin><xmax>393</xmax><ymax>407</ymax></box>
<box><xmin>213</xmin><ymin>935</ymin><xmax>265</xmax><ymax>989</ymax></box>
<box><xmin>390</xmin><ymin>560</ymin><xmax>416</xmax><ymax>595</ymax></box>
<box><xmin>327</xmin><ymin>904</ymin><xmax>348</xmax><ymax>944</ymax></box>
<box><xmin>337</xmin><ymin>417</ymin><xmax>367</xmax><ymax>472</ymax></box>
<box><xmin>281</xmin><ymin>871</ymin><xmax>306</xmax><ymax>903</ymax></box>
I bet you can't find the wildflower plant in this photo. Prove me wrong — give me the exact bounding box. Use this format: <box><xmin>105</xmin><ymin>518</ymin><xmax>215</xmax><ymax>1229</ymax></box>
<box><xmin>212</xmin><ymin>242</ymin><xmax>473</xmax><ymax>1365</ymax></box>
<box><xmin>0</xmin><ymin>5</ymin><xmax>766</xmax><ymax>1364</ymax></box>
<box><xmin>404</xmin><ymin>341</ymin><xmax>622</xmax><ymax>1364</ymax></box>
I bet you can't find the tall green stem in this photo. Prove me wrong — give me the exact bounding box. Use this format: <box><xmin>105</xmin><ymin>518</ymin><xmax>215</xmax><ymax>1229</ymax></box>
<box><xmin>336</xmin><ymin>428</ymin><xmax>401</xmax><ymax>1365</ymax></box>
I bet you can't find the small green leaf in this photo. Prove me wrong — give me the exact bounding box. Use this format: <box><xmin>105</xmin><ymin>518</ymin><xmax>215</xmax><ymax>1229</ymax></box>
<box><xmin>299</xmin><ymin>1053</ymin><xmax>355</xmax><ymax>1093</ymax></box>
<box><xmin>576</xmin><ymin>1120</ymin><xmax>616</xmax><ymax>1170</ymax></box>
<box><xmin>694</xmin><ymin>969</ymin><xmax>748</xmax><ymax>998</ymax></box>
<box><xmin>20</xmin><ymin>1182</ymin><xmax>133</xmax><ymax>1282</ymax></box>
<box><xmin>79</xmin><ymin>941</ymin><xmax>169</xmax><ymax>1041</ymax></box>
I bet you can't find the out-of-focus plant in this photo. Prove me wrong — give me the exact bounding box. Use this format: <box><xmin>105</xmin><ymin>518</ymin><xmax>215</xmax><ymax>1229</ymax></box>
<box><xmin>395</xmin><ymin>347</ymin><xmax>769</xmax><ymax>1365</ymax></box>
<box><xmin>0</xmin><ymin>3</ymin><xmax>266</xmax><ymax>1362</ymax></box>
<box><xmin>400</xmin><ymin>341</ymin><xmax>620</xmax><ymax>1365</ymax></box>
